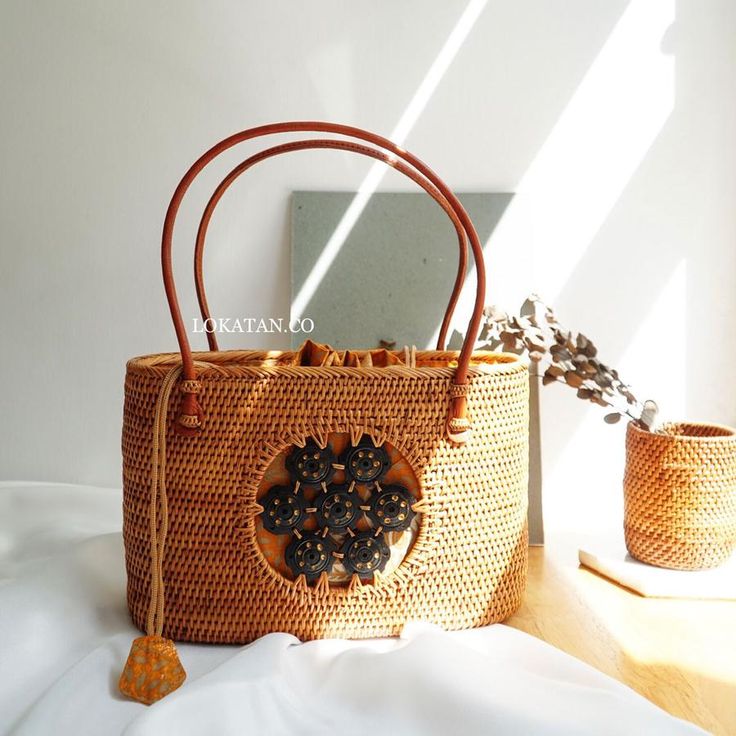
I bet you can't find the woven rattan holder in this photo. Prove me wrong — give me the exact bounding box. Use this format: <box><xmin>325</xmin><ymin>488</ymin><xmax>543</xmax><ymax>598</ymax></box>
<box><xmin>623</xmin><ymin>421</ymin><xmax>736</xmax><ymax>570</ymax></box>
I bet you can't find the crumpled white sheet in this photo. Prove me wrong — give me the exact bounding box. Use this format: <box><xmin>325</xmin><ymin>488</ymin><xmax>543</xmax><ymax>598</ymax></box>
<box><xmin>0</xmin><ymin>483</ymin><xmax>706</xmax><ymax>736</ymax></box>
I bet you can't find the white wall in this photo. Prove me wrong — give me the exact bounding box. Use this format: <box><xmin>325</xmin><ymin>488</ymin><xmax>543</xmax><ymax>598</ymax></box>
<box><xmin>1</xmin><ymin>1</ymin><xmax>734</xmax><ymax>538</ymax></box>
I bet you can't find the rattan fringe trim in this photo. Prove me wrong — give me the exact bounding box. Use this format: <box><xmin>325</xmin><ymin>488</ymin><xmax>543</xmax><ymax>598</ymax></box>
<box><xmin>126</xmin><ymin>349</ymin><xmax>520</xmax><ymax>376</ymax></box>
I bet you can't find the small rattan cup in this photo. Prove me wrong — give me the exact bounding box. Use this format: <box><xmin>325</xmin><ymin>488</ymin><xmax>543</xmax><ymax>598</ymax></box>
<box><xmin>623</xmin><ymin>421</ymin><xmax>736</xmax><ymax>570</ymax></box>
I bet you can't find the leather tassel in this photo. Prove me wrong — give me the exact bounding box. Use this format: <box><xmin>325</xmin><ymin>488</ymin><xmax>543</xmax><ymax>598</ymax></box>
<box><xmin>119</xmin><ymin>635</ymin><xmax>186</xmax><ymax>705</ymax></box>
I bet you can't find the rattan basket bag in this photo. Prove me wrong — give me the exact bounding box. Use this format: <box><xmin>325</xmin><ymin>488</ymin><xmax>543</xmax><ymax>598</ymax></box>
<box><xmin>119</xmin><ymin>122</ymin><xmax>530</xmax><ymax>704</ymax></box>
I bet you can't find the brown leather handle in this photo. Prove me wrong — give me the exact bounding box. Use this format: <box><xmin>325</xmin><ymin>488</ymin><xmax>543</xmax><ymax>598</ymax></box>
<box><xmin>193</xmin><ymin>139</ymin><xmax>469</xmax><ymax>354</ymax></box>
<box><xmin>162</xmin><ymin>122</ymin><xmax>487</xmax><ymax>443</ymax></box>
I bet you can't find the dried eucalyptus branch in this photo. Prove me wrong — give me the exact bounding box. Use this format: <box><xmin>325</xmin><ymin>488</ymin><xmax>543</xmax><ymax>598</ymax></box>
<box><xmin>478</xmin><ymin>295</ymin><xmax>658</xmax><ymax>430</ymax></box>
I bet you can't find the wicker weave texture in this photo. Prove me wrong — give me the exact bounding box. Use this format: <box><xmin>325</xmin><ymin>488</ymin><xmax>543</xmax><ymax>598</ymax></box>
<box><xmin>623</xmin><ymin>421</ymin><xmax>736</xmax><ymax>570</ymax></box>
<box><xmin>122</xmin><ymin>349</ymin><xmax>529</xmax><ymax>643</ymax></box>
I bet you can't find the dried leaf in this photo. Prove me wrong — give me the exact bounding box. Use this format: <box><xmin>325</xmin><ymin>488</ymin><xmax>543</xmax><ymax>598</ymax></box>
<box><xmin>564</xmin><ymin>371</ymin><xmax>584</xmax><ymax>388</ymax></box>
<box><xmin>524</xmin><ymin>338</ymin><xmax>547</xmax><ymax>353</ymax></box>
<box><xmin>550</xmin><ymin>345</ymin><xmax>572</xmax><ymax>363</ymax></box>
<box><xmin>484</xmin><ymin>305</ymin><xmax>507</xmax><ymax>322</ymax></box>
<box><xmin>621</xmin><ymin>388</ymin><xmax>637</xmax><ymax>404</ymax></box>
<box><xmin>582</xmin><ymin>342</ymin><xmax>597</xmax><ymax>358</ymax></box>
<box><xmin>475</xmin><ymin>293</ymin><xmax>649</xmax><ymax>423</ymax></box>
<box><xmin>520</xmin><ymin>298</ymin><xmax>536</xmax><ymax>318</ymax></box>
<box><xmin>500</xmin><ymin>331</ymin><xmax>520</xmax><ymax>351</ymax></box>
<box><xmin>593</xmin><ymin>371</ymin><xmax>613</xmax><ymax>389</ymax></box>
<box><xmin>604</xmin><ymin>413</ymin><xmax>622</xmax><ymax>424</ymax></box>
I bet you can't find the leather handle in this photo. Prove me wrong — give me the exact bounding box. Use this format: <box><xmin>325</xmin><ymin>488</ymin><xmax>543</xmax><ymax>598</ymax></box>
<box><xmin>162</xmin><ymin>122</ymin><xmax>487</xmax><ymax>443</ymax></box>
<box><xmin>193</xmin><ymin>138</ymin><xmax>468</xmax><ymax>354</ymax></box>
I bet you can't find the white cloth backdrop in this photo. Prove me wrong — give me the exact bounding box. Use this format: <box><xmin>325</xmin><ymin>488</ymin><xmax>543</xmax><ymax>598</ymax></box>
<box><xmin>0</xmin><ymin>483</ymin><xmax>705</xmax><ymax>735</ymax></box>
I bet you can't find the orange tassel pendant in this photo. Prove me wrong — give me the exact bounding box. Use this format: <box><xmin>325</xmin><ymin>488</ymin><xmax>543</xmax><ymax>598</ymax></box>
<box><xmin>119</xmin><ymin>635</ymin><xmax>186</xmax><ymax>705</ymax></box>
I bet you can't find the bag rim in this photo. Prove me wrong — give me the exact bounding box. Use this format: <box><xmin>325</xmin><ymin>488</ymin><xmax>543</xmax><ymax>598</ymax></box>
<box><xmin>125</xmin><ymin>349</ymin><xmax>527</xmax><ymax>379</ymax></box>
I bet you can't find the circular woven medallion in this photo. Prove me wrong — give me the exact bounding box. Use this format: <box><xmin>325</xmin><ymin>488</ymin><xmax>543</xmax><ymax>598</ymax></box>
<box><xmin>256</xmin><ymin>432</ymin><xmax>421</xmax><ymax>587</ymax></box>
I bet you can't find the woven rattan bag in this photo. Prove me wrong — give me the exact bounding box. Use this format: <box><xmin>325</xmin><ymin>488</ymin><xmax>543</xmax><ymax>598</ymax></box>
<box><xmin>119</xmin><ymin>122</ymin><xmax>529</xmax><ymax>704</ymax></box>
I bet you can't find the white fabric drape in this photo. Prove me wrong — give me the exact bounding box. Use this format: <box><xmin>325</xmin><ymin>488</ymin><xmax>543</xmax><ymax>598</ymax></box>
<box><xmin>0</xmin><ymin>483</ymin><xmax>705</xmax><ymax>736</ymax></box>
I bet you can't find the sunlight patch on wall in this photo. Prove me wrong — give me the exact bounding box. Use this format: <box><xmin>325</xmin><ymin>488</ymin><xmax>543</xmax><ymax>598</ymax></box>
<box><xmin>441</xmin><ymin>0</ymin><xmax>675</xmax><ymax>339</ymax></box>
<box><xmin>291</xmin><ymin>0</ymin><xmax>488</xmax><ymax>322</ymax></box>
<box><xmin>543</xmin><ymin>259</ymin><xmax>687</xmax><ymax>536</ymax></box>
<box><xmin>618</xmin><ymin>258</ymin><xmax>688</xmax><ymax>421</ymax></box>
<box><xmin>525</xmin><ymin>0</ymin><xmax>675</xmax><ymax>301</ymax></box>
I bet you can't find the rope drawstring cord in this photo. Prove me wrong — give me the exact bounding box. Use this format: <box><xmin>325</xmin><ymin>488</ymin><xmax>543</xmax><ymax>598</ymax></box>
<box><xmin>146</xmin><ymin>365</ymin><xmax>182</xmax><ymax>636</ymax></box>
<box><xmin>119</xmin><ymin>364</ymin><xmax>187</xmax><ymax>705</ymax></box>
